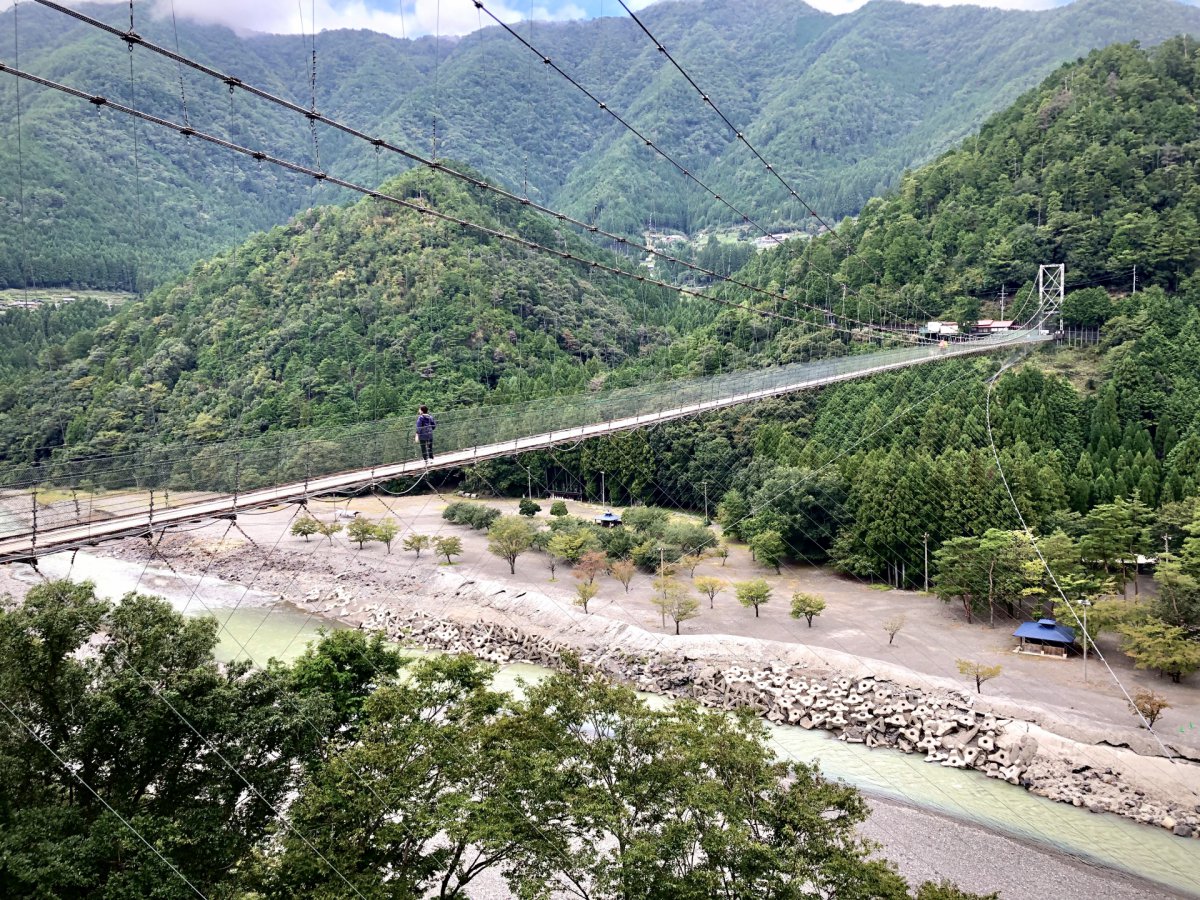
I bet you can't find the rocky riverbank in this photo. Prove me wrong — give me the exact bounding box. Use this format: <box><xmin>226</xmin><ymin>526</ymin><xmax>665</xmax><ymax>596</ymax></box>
<box><xmin>69</xmin><ymin>525</ymin><xmax>1200</xmax><ymax>846</ymax></box>
<box><xmin>345</xmin><ymin>598</ymin><xmax>1199</xmax><ymax>841</ymax></box>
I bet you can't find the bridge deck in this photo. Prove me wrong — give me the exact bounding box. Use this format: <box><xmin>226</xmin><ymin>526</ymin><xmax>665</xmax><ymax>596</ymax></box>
<box><xmin>0</xmin><ymin>333</ymin><xmax>1047</xmax><ymax>564</ymax></box>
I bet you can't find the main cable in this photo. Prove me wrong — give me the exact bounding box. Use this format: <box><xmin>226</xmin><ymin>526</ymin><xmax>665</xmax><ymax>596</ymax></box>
<box><xmin>470</xmin><ymin>0</ymin><xmax>906</xmax><ymax>332</ymax></box>
<box><xmin>0</xmin><ymin>57</ymin><xmax>911</xmax><ymax>340</ymax></box>
<box><xmin>24</xmin><ymin>0</ymin><xmax>919</xmax><ymax>342</ymax></box>
<box><xmin>615</xmin><ymin>0</ymin><xmax>896</xmax><ymax>296</ymax></box>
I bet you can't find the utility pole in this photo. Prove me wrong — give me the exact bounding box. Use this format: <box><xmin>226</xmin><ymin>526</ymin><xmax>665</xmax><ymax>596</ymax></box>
<box><xmin>527</xmin><ymin>468</ymin><xmax>532</xmax><ymax>500</ymax></box>
<box><xmin>701</xmin><ymin>480</ymin><xmax>709</xmax><ymax>525</ymax></box>
<box><xmin>600</xmin><ymin>470</ymin><xmax>605</xmax><ymax>507</ymax></box>
<box><xmin>1132</xmin><ymin>265</ymin><xmax>1138</xmax><ymax>295</ymax></box>
<box><xmin>923</xmin><ymin>532</ymin><xmax>929</xmax><ymax>593</ymax></box>
<box><xmin>1164</xmin><ymin>534</ymin><xmax>1171</xmax><ymax>561</ymax></box>
<box><xmin>999</xmin><ymin>285</ymin><xmax>1006</xmax><ymax>320</ymax></box>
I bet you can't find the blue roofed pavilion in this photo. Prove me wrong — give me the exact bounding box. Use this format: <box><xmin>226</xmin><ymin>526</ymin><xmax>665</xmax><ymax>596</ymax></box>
<box><xmin>1013</xmin><ymin>618</ymin><xmax>1076</xmax><ymax>658</ymax></box>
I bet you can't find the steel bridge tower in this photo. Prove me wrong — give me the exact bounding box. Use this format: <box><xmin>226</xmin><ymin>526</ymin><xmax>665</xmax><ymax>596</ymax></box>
<box><xmin>1037</xmin><ymin>264</ymin><xmax>1065</xmax><ymax>334</ymax></box>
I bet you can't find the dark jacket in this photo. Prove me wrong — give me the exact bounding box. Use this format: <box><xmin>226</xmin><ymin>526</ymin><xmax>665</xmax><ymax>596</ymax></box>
<box><xmin>416</xmin><ymin>413</ymin><xmax>437</xmax><ymax>439</ymax></box>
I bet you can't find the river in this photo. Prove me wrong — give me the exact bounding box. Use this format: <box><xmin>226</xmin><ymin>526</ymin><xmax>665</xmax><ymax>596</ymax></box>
<box><xmin>22</xmin><ymin>550</ymin><xmax>1200</xmax><ymax>897</ymax></box>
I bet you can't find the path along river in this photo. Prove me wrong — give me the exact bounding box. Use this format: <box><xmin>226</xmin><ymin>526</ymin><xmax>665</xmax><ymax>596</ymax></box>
<box><xmin>21</xmin><ymin>550</ymin><xmax>1200</xmax><ymax>897</ymax></box>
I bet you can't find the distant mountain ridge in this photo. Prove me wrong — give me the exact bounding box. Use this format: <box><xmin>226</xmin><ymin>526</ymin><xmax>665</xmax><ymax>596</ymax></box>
<box><xmin>3</xmin><ymin>0</ymin><xmax>1200</xmax><ymax>287</ymax></box>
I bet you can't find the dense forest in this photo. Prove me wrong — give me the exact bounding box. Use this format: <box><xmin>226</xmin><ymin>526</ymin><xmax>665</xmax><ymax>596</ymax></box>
<box><xmin>4</xmin><ymin>0</ymin><xmax>1200</xmax><ymax>287</ymax></box>
<box><xmin>0</xmin><ymin>166</ymin><xmax>708</xmax><ymax>462</ymax></box>
<box><xmin>464</xmin><ymin>40</ymin><xmax>1200</xmax><ymax>669</ymax></box>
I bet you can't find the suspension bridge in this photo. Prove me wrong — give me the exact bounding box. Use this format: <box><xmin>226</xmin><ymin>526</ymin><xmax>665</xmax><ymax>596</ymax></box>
<box><xmin>0</xmin><ymin>1</ymin><xmax>1062</xmax><ymax>566</ymax></box>
<box><xmin>0</xmin><ymin>325</ymin><xmax>1053</xmax><ymax>565</ymax></box>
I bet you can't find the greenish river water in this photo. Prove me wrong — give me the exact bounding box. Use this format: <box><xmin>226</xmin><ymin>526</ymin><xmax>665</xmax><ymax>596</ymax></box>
<box><xmin>26</xmin><ymin>551</ymin><xmax>1200</xmax><ymax>896</ymax></box>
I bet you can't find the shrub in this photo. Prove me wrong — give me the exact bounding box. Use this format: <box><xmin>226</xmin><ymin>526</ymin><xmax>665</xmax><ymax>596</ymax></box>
<box><xmin>443</xmin><ymin>501</ymin><xmax>502</xmax><ymax>531</ymax></box>
<box><xmin>622</xmin><ymin>506</ymin><xmax>670</xmax><ymax>537</ymax></box>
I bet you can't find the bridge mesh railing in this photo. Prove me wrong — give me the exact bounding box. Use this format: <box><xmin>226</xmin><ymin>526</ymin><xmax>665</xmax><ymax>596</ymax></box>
<box><xmin>0</xmin><ymin>331</ymin><xmax>1042</xmax><ymax>539</ymax></box>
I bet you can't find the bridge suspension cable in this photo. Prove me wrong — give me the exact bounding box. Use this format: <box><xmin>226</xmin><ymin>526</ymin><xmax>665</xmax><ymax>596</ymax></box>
<box><xmin>0</xmin><ymin>62</ymin><xmax>823</xmax><ymax>327</ymax></box>
<box><xmin>469</xmin><ymin>0</ymin><xmax>909</xmax><ymax>333</ymax></box>
<box><xmin>26</xmin><ymin>0</ymin><xmax>918</xmax><ymax>341</ymax></box>
<box><xmin>0</xmin><ymin>61</ymin><xmax>936</xmax><ymax>348</ymax></box>
<box><xmin>613</xmin><ymin>0</ymin><xmax>894</xmax><ymax>294</ymax></box>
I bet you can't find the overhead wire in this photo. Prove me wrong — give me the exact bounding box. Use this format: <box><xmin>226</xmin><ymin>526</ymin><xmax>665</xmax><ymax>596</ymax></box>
<box><xmin>24</xmin><ymin>0</ymin><xmax>915</xmax><ymax>342</ymax></box>
<box><xmin>469</xmin><ymin>0</ymin><xmax>909</xmax><ymax>334</ymax></box>
<box><xmin>0</xmin><ymin>57</ymin><xmax>927</xmax><ymax>352</ymax></box>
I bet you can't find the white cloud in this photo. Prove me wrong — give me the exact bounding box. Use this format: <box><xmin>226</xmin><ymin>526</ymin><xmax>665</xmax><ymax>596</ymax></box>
<box><xmin>0</xmin><ymin>0</ymin><xmax>587</xmax><ymax>38</ymax></box>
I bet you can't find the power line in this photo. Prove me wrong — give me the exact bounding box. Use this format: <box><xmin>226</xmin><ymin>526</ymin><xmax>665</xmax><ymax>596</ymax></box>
<box><xmin>0</xmin><ymin>57</ymin><xmax>922</xmax><ymax>345</ymax></box>
<box><xmin>469</xmin><ymin>0</ymin><xmax>908</xmax><ymax>332</ymax></box>
<box><xmin>26</xmin><ymin>0</ymin><xmax>917</xmax><ymax>340</ymax></box>
<box><xmin>614</xmin><ymin>0</ymin><xmax>893</xmax><ymax>292</ymax></box>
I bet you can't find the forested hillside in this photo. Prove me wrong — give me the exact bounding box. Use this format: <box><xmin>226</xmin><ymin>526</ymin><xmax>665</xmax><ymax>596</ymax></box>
<box><xmin>0</xmin><ymin>167</ymin><xmax>700</xmax><ymax>462</ymax></box>
<box><xmin>4</xmin><ymin>0</ymin><xmax>1200</xmax><ymax>288</ymax></box>
<box><xmin>466</xmin><ymin>40</ymin><xmax>1200</xmax><ymax>652</ymax></box>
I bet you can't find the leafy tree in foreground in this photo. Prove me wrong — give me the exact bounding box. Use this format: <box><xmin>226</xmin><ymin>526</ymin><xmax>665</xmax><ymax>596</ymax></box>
<box><xmin>790</xmin><ymin>591</ymin><xmax>827</xmax><ymax>627</ymax></box>
<box><xmin>495</xmin><ymin>659</ymin><xmax>981</xmax><ymax>900</ymax></box>
<box><xmin>0</xmin><ymin>580</ymin><xmax>320</xmax><ymax>900</ymax></box>
<box><xmin>263</xmin><ymin>655</ymin><xmax>517</xmax><ymax>899</ymax></box>
<box><xmin>1</xmin><ymin>581</ymin><xmax>998</xmax><ymax>900</ymax></box>
<box><xmin>519</xmin><ymin>498</ymin><xmax>542</xmax><ymax>517</ymax></box>
<box><xmin>736</xmin><ymin>578</ymin><xmax>772</xmax><ymax>618</ymax></box>
<box><xmin>550</xmin><ymin>500</ymin><xmax>569</xmax><ymax>517</ymax></box>
<box><xmin>287</xmin><ymin>628</ymin><xmax>407</xmax><ymax>734</ymax></box>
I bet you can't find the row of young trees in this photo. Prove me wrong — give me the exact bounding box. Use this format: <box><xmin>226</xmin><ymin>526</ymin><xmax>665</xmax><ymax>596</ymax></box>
<box><xmin>0</xmin><ymin>579</ymin><xmax>993</xmax><ymax>899</ymax></box>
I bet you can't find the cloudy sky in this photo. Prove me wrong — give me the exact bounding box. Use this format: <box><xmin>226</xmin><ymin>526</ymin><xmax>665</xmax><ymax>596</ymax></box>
<box><xmin>4</xmin><ymin>0</ymin><xmax>1195</xmax><ymax>39</ymax></box>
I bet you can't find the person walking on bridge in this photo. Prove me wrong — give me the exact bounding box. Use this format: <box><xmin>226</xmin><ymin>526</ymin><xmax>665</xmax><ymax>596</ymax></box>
<box><xmin>415</xmin><ymin>405</ymin><xmax>437</xmax><ymax>462</ymax></box>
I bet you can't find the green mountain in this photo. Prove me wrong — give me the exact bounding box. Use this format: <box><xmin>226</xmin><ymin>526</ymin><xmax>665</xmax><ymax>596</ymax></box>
<box><xmin>0</xmin><ymin>167</ymin><xmax>696</xmax><ymax>464</ymax></box>
<box><xmin>4</xmin><ymin>0</ymin><xmax>1200</xmax><ymax>288</ymax></box>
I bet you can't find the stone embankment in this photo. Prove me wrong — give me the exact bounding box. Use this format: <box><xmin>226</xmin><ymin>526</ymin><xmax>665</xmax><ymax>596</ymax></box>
<box><xmin>354</xmin><ymin>604</ymin><xmax>1200</xmax><ymax>840</ymax></box>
